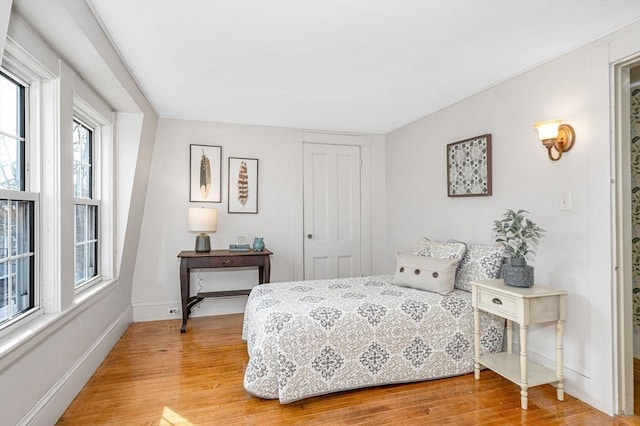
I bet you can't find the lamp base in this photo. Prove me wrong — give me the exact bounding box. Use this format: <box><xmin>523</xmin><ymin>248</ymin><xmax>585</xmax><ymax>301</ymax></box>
<box><xmin>194</xmin><ymin>233</ymin><xmax>211</xmax><ymax>252</ymax></box>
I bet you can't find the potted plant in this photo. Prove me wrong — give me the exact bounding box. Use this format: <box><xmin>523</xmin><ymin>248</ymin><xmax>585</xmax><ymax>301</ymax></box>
<box><xmin>492</xmin><ymin>209</ymin><xmax>545</xmax><ymax>287</ymax></box>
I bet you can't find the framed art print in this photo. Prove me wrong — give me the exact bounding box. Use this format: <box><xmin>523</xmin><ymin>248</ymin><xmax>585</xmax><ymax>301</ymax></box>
<box><xmin>228</xmin><ymin>157</ymin><xmax>258</xmax><ymax>213</ymax></box>
<box><xmin>190</xmin><ymin>145</ymin><xmax>222</xmax><ymax>202</ymax></box>
<box><xmin>446</xmin><ymin>134</ymin><xmax>492</xmax><ymax>197</ymax></box>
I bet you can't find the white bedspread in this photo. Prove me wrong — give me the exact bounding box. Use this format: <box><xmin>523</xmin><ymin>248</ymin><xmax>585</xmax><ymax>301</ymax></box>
<box><xmin>242</xmin><ymin>275</ymin><xmax>504</xmax><ymax>403</ymax></box>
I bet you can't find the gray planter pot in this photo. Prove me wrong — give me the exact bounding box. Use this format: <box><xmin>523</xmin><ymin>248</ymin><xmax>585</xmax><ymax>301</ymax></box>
<box><xmin>502</xmin><ymin>257</ymin><xmax>534</xmax><ymax>287</ymax></box>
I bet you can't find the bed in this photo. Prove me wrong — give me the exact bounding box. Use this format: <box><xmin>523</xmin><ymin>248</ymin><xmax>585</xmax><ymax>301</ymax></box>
<box><xmin>242</xmin><ymin>239</ymin><xmax>506</xmax><ymax>403</ymax></box>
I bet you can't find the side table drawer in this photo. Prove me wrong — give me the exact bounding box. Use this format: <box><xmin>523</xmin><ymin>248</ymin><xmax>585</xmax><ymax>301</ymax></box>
<box><xmin>477</xmin><ymin>288</ymin><xmax>518</xmax><ymax>321</ymax></box>
<box><xmin>187</xmin><ymin>256</ymin><xmax>246</xmax><ymax>268</ymax></box>
<box><xmin>210</xmin><ymin>256</ymin><xmax>245</xmax><ymax>268</ymax></box>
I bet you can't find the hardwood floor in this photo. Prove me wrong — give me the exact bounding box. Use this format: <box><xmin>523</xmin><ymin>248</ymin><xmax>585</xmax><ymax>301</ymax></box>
<box><xmin>635</xmin><ymin>358</ymin><xmax>640</xmax><ymax>418</ymax></box>
<box><xmin>58</xmin><ymin>314</ymin><xmax>640</xmax><ymax>425</ymax></box>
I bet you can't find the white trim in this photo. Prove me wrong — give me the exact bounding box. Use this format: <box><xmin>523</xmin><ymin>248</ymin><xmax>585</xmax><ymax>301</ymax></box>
<box><xmin>0</xmin><ymin>189</ymin><xmax>38</xmax><ymax>201</ymax></box>
<box><xmin>0</xmin><ymin>278</ymin><xmax>118</xmax><ymax>371</ymax></box>
<box><xmin>72</xmin><ymin>87</ymin><xmax>115</xmax><ymax>294</ymax></box>
<box><xmin>133</xmin><ymin>297</ymin><xmax>248</xmax><ymax>322</ymax></box>
<box><xmin>0</xmin><ymin>1</ymin><xmax>11</xmax><ymax>62</ymax></box>
<box><xmin>40</xmin><ymin>77</ymin><xmax>62</xmax><ymax>313</ymax></box>
<box><xmin>613</xmin><ymin>54</ymin><xmax>640</xmax><ymax>416</ymax></box>
<box><xmin>100</xmin><ymin>120</ymin><xmax>115</xmax><ymax>280</ymax></box>
<box><xmin>73</xmin><ymin>197</ymin><xmax>100</xmax><ymax>206</ymax></box>
<box><xmin>72</xmin><ymin>92</ymin><xmax>111</xmax><ymax>128</ymax></box>
<box><xmin>19</xmin><ymin>303</ymin><xmax>130</xmax><ymax>426</ymax></box>
<box><xmin>292</xmin><ymin>131</ymin><xmax>373</xmax><ymax>281</ymax></box>
<box><xmin>0</xmin><ymin>58</ymin><xmax>41</xmax><ymax>332</ymax></box>
<box><xmin>2</xmin><ymin>35</ymin><xmax>57</xmax><ymax>82</ymax></box>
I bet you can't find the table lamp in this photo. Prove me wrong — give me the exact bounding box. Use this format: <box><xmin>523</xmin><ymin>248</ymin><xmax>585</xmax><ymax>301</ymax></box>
<box><xmin>188</xmin><ymin>207</ymin><xmax>217</xmax><ymax>252</ymax></box>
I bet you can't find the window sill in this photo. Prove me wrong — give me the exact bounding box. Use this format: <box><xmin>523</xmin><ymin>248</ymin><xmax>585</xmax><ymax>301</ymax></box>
<box><xmin>0</xmin><ymin>278</ymin><xmax>118</xmax><ymax>372</ymax></box>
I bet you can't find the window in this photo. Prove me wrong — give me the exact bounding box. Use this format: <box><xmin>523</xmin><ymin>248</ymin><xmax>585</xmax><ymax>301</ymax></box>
<box><xmin>0</xmin><ymin>70</ymin><xmax>35</xmax><ymax>325</ymax></box>
<box><xmin>0</xmin><ymin>71</ymin><xmax>25</xmax><ymax>191</ymax></box>
<box><xmin>0</xmin><ymin>36</ymin><xmax>114</xmax><ymax>334</ymax></box>
<box><xmin>73</xmin><ymin>119</ymin><xmax>98</xmax><ymax>288</ymax></box>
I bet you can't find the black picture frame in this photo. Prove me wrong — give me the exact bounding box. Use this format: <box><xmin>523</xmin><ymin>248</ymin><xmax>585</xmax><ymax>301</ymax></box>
<box><xmin>446</xmin><ymin>134</ymin><xmax>492</xmax><ymax>197</ymax></box>
<box><xmin>189</xmin><ymin>144</ymin><xmax>222</xmax><ymax>203</ymax></box>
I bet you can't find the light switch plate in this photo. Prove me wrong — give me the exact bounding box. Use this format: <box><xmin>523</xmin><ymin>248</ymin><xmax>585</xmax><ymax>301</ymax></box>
<box><xmin>560</xmin><ymin>192</ymin><xmax>572</xmax><ymax>211</ymax></box>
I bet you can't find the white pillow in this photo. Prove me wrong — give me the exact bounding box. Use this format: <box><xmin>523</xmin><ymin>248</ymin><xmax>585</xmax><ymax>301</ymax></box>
<box><xmin>392</xmin><ymin>252</ymin><xmax>459</xmax><ymax>295</ymax></box>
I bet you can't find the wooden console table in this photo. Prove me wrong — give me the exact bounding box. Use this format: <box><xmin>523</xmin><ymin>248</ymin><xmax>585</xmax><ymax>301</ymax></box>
<box><xmin>177</xmin><ymin>249</ymin><xmax>272</xmax><ymax>333</ymax></box>
<box><xmin>472</xmin><ymin>279</ymin><xmax>567</xmax><ymax>409</ymax></box>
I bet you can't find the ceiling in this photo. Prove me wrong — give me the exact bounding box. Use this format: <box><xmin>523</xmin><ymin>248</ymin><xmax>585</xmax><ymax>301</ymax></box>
<box><xmin>87</xmin><ymin>0</ymin><xmax>640</xmax><ymax>134</ymax></box>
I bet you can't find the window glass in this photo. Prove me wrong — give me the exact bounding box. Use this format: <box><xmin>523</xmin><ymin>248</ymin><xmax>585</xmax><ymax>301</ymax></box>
<box><xmin>0</xmin><ymin>200</ymin><xmax>34</xmax><ymax>323</ymax></box>
<box><xmin>73</xmin><ymin>120</ymin><xmax>98</xmax><ymax>288</ymax></box>
<box><xmin>0</xmin><ymin>71</ymin><xmax>33</xmax><ymax>325</ymax></box>
<box><xmin>0</xmin><ymin>72</ymin><xmax>25</xmax><ymax>191</ymax></box>
<box><xmin>73</xmin><ymin>120</ymin><xmax>92</xmax><ymax>199</ymax></box>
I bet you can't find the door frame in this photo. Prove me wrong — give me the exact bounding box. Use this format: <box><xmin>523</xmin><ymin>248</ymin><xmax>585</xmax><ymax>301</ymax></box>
<box><xmin>614</xmin><ymin>55</ymin><xmax>640</xmax><ymax>416</ymax></box>
<box><xmin>292</xmin><ymin>132</ymin><xmax>372</xmax><ymax>282</ymax></box>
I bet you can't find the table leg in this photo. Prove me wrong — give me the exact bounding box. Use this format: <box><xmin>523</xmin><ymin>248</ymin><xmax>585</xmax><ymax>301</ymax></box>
<box><xmin>258</xmin><ymin>266</ymin><xmax>265</xmax><ymax>285</ymax></box>
<box><xmin>474</xmin><ymin>306</ymin><xmax>480</xmax><ymax>379</ymax></box>
<box><xmin>556</xmin><ymin>319</ymin><xmax>565</xmax><ymax>401</ymax></box>
<box><xmin>264</xmin><ymin>256</ymin><xmax>271</xmax><ymax>283</ymax></box>
<box><xmin>179</xmin><ymin>259</ymin><xmax>189</xmax><ymax>333</ymax></box>
<box><xmin>506</xmin><ymin>319</ymin><xmax>513</xmax><ymax>354</ymax></box>
<box><xmin>520</xmin><ymin>324</ymin><xmax>528</xmax><ymax>409</ymax></box>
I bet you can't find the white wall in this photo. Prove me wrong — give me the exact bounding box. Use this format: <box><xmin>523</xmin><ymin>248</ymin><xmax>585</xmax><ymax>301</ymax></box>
<box><xmin>0</xmin><ymin>2</ymin><xmax>158</xmax><ymax>424</ymax></box>
<box><xmin>132</xmin><ymin>119</ymin><xmax>386</xmax><ymax>321</ymax></box>
<box><xmin>385</xmin><ymin>22</ymin><xmax>640</xmax><ymax>415</ymax></box>
<box><xmin>0</xmin><ymin>0</ymin><xmax>11</xmax><ymax>58</ymax></box>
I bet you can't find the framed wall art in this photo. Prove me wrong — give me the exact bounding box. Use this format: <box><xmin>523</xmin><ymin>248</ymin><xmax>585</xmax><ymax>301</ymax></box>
<box><xmin>228</xmin><ymin>157</ymin><xmax>258</xmax><ymax>214</ymax></box>
<box><xmin>190</xmin><ymin>144</ymin><xmax>222</xmax><ymax>202</ymax></box>
<box><xmin>446</xmin><ymin>134</ymin><xmax>492</xmax><ymax>197</ymax></box>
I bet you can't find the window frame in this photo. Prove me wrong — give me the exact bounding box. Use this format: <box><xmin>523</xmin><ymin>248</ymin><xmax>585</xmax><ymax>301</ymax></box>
<box><xmin>72</xmin><ymin>96</ymin><xmax>114</xmax><ymax>297</ymax></box>
<box><xmin>0</xmin><ymin>66</ymin><xmax>40</xmax><ymax>329</ymax></box>
<box><xmin>0</xmin><ymin>70</ymin><xmax>26</xmax><ymax>191</ymax></box>
<box><xmin>0</xmin><ymin>34</ymin><xmax>116</xmax><ymax>338</ymax></box>
<box><xmin>72</xmin><ymin>117</ymin><xmax>100</xmax><ymax>289</ymax></box>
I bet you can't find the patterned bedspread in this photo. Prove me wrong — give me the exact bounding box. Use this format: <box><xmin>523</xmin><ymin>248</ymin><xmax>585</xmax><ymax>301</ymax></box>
<box><xmin>242</xmin><ymin>275</ymin><xmax>504</xmax><ymax>403</ymax></box>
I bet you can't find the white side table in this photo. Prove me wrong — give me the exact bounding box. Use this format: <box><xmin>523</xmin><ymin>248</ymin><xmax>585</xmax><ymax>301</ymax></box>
<box><xmin>472</xmin><ymin>279</ymin><xmax>567</xmax><ymax>409</ymax></box>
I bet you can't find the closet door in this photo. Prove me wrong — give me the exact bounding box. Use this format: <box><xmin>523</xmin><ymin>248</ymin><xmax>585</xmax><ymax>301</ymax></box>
<box><xmin>303</xmin><ymin>143</ymin><xmax>361</xmax><ymax>280</ymax></box>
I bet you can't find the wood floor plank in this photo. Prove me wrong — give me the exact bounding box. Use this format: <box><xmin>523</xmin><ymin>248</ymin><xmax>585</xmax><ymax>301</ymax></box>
<box><xmin>57</xmin><ymin>314</ymin><xmax>640</xmax><ymax>425</ymax></box>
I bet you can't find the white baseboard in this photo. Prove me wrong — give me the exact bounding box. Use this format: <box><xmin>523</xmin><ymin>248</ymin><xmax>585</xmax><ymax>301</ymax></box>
<box><xmin>133</xmin><ymin>296</ymin><xmax>248</xmax><ymax>322</ymax></box>
<box><xmin>21</xmin><ymin>307</ymin><xmax>132</xmax><ymax>426</ymax></box>
<box><xmin>511</xmin><ymin>343</ymin><xmax>613</xmax><ymax>415</ymax></box>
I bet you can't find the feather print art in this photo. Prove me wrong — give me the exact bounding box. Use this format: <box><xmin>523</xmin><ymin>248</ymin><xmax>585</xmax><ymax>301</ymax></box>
<box><xmin>237</xmin><ymin>161</ymin><xmax>249</xmax><ymax>207</ymax></box>
<box><xmin>200</xmin><ymin>149</ymin><xmax>211</xmax><ymax>199</ymax></box>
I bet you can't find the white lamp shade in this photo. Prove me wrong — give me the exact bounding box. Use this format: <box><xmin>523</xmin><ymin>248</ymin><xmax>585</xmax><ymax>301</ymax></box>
<box><xmin>534</xmin><ymin>119</ymin><xmax>562</xmax><ymax>141</ymax></box>
<box><xmin>188</xmin><ymin>208</ymin><xmax>218</xmax><ymax>232</ymax></box>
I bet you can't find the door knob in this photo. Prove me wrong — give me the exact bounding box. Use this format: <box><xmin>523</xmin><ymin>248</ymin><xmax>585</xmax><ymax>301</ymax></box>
<box><xmin>307</xmin><ymin>234</ymin><xmax>313</xmax><ymax>239</ymax></box>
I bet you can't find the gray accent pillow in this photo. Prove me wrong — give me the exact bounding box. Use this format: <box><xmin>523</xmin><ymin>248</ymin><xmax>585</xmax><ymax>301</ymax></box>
<box><xmin>455</xmin><ymin>243</ymin><xmax>504</xmax><ymax>292</ymax></box>
<box><xmin>411</xmin><ymin>237</ymin><xmax>467</xmax><ymax>260</ymax></box>
<box><xmin>393</xmin><ymin>252</ymin><xmax>459</xmax><ymax>295</ymax></box>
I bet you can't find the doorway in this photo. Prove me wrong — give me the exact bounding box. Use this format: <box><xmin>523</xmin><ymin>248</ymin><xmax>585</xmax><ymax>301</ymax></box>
<box><xmin>616</xmin><ymin>59</ymin><xmax>640</xmax><ymax>416</ymax></box>
<box><xmin>631</xmin><ymin>65</ymin><xmax>640</xmax><ymax>417</ymax></box>
<box><xmin>303</xmin><ymin>142</ymin><xmax>362</xmax><ymax>280</ymax></box>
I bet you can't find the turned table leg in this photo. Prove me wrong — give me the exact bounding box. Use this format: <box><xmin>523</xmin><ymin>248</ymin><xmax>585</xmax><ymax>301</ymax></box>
<box><xmin>556</xmin><ymin>319</ymin><xmax>565</xmax><ymax>401</ymax></box>
<box><xmin>520</xmin><ymin>324</ymin><xmax>529</xmax><ymax>410</ymax></box>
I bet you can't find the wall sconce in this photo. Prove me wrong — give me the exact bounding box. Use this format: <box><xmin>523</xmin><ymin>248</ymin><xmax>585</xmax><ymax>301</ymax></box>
<box><xmin>533</xmin><ymin>119</ymin><xmax>575</xmax><ymax>161</ymax></box>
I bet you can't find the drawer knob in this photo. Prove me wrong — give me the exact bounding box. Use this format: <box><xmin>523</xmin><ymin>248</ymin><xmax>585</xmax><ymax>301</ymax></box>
<box><xmin>222</xmin><ymin>259</ymin><xmax>231</xmax><ymax>265</ymax></box>
<box><xmin>492</xmin><ymin>297</ymin><xmax>503</xmax><ymax>305</ymax></box>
